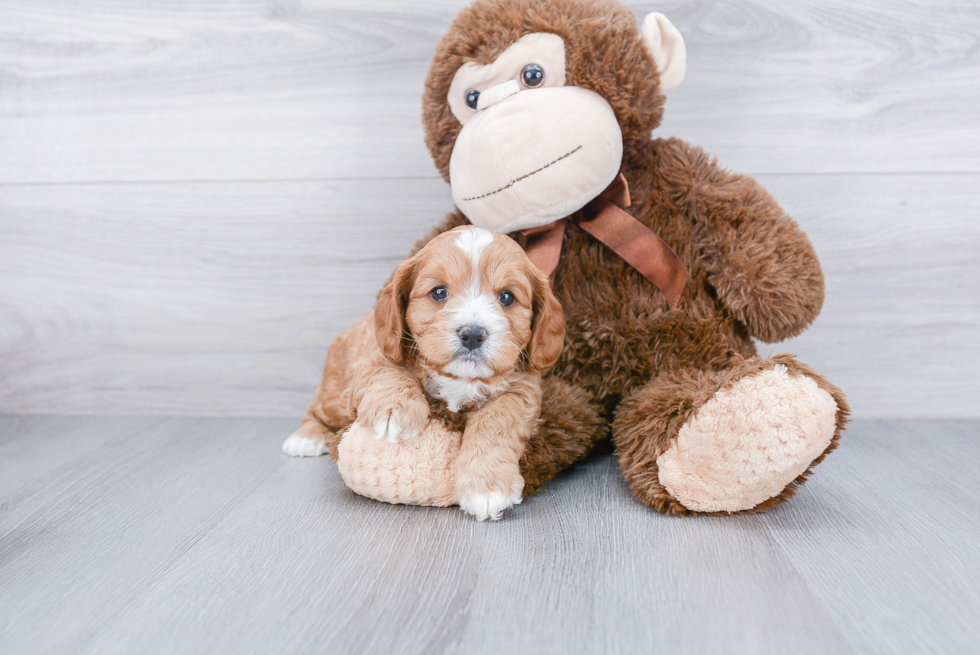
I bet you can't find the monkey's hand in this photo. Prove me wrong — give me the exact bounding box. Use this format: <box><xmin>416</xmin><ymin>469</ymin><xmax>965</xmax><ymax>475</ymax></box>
<box><xmin>663</xmin><ymin>138</ymin><xmax>825</xmax><ymax>342</ymax></box>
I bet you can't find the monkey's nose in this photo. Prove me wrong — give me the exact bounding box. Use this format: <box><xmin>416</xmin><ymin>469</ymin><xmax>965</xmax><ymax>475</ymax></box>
<box><xmin>458</xmin><ymin>325</ymin><xmax>488</xmax><ymax>351</ymax></box>
<box><xmin>476</xmin><ymin>79</ymin><xmax>521</xmax><ymax>111</ymax></box>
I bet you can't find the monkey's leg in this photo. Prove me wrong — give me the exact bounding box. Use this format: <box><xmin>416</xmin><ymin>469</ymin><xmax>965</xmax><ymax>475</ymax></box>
<box><xmin>520</xmin><ymin>376</ymin><xmax>608</xmax><ymax>498</ymax></box>
<box><xmin>611</xmin><ymin>355</ymin><xmax>849</xmax><ymax>515</ymax></box>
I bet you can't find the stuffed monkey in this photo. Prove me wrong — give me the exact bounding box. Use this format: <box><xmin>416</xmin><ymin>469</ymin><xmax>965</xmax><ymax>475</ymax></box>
<box><xmin>288</xmin><ymin>0</ymin><xmax>848</xmax><ymax>517</ymax></box>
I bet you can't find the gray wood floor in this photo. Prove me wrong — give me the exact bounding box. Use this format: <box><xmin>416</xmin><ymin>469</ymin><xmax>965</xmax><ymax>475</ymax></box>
<box><xmin>1</xmin><ymin>416</ymin><xmax>977</xmax><ymax>655</ymax></box>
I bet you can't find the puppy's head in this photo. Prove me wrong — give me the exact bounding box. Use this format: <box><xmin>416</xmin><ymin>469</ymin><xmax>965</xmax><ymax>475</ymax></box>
<box><xmin>375</xmin><ymin>226</ymin><xmax>564</xmax><ymax>378</ymax></box>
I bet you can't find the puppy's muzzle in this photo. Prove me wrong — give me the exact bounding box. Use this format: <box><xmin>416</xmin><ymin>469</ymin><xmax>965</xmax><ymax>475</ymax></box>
<box><xmin>458</xmin><ymin>325</ymin><xmax>488</xmax><ymax>351</ymax></box>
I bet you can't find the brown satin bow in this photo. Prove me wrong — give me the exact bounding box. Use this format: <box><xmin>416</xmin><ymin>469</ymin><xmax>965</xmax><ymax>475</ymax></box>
<box><xmin>522</xmin><ymin>174</ymin><xmax>689</xmax><ymax>310</ymax></box>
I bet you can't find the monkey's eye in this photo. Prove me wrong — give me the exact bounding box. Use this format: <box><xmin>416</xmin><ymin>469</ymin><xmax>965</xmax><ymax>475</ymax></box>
<box><xmin>430</xmin><ymin>286</ymin><xmax>449</xmax><ymax>302</ymax></box>
<box><xmin>521</xmin><ymin>64</ymin><xmax>544</xmax><ymax>88</ymax></box>
<box><xmin>465</xmin><ymin>89</ymin><xmax>480</xmax><ymax>110</ymax></box>
<box><xmin>498</xmin><ymin>290</ymin><xmax>515</xmax><ymax>307</ymax></box>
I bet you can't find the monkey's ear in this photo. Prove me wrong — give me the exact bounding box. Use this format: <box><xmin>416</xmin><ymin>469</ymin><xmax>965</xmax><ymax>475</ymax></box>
<box><xmin>640</xmin><ymin>12</ymin><xmax>687</xmax><ymax>93</ymax></box>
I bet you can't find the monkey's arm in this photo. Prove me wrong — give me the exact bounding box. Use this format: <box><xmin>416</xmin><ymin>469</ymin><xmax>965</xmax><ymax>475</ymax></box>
<box><xmin>658</xmin><ymin>138</ymin><xmax>824</xmax><ymax>343</ymax></box>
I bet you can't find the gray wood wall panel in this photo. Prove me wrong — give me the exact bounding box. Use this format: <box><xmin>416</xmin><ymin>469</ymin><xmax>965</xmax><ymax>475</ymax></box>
<box><xmin>0</xmin><ymin>0</ymin><xmax>977</xmax><ymax>418</ymax></box>
<box><xmin>1</xmin><ymin>0</ymin><xmax>977</xmax><ymax>183</ymax></box>
<box><xmin>0</xmin><ymin>179</ymin><xmax>454</xmax><ymax>416</ymax></box>
<box><xmin>1</xmin><ymin>174</ymin><xmax>976</xmax><ymax>417</ymax></box>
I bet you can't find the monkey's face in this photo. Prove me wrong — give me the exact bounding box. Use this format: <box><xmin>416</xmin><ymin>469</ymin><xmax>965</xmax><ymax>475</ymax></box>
<box><xmin>447</xmin><ymin>33</ymin><xmax>623</xmax><ymax>234</ymax></box>
<box><xmin>424</xmin><ymin>0</ymin><xmax>687</xmax><ymax>234</ymax></box>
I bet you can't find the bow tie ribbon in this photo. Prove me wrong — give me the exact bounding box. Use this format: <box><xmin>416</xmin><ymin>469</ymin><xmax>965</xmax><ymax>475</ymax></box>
<box><xmin>522</xmin><ymin>174</ymin><xmax>689</xmax><ymax>310</ymax></box>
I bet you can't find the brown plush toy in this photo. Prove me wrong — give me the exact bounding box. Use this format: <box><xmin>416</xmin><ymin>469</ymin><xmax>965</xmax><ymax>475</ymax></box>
<box><xmin>288</xmin><ymin>0</ymin><xmax>849</xmax><ymax>517</ymax></box>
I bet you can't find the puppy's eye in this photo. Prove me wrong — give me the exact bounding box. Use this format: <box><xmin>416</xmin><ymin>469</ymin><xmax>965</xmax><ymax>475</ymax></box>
<box><xmin>430</xmin><ymin>286</ymin><xmax>449</xmax><ymax>302</ymax></box>
<box><xmin>498</xmin><ymin>290</ymin><xmax>515</xmax><ymax>306</ymax></box>
<box><xmin>465</xmin><ymin>89</ymin><xmax>480</xmax><ymax>110</ymax></box>
<box><xmin>521</xmin><ymin>64</ymin><xmax>544</xmax><ymax>88</ymax></box>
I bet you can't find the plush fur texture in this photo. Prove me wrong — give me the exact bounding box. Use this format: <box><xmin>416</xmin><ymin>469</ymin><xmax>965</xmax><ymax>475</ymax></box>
<box><xmin>656</xmin><ymin>363</ymin><xmax>839</xmax><ymax>513</ymax></box>
<box><xmin>612</xmin><ymin>355</ymin><xmax>849</xmax><ymax>515</ymax></box>
<box><xmin>411</xmin><ymin>0</ymin><xmax>849</xmax><ymax>514</ymax></box>
<box><xmin>338</xmin><ymin>421</ymin><xmax>461</xmax><ymax>507</ymax></box>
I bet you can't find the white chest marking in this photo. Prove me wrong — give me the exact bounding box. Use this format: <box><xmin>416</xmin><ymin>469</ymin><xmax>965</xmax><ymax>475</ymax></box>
<box><xmin>425</xmin><ymin>373</ymin><xmax>508</xmax><ymax>413</ymax></box>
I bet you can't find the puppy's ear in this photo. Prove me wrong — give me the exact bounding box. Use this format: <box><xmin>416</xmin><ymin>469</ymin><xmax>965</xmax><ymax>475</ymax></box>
<box><xmin>527</xmin><ymin>266</ymin><xmax>565</xmax><ymax>371</ymax></box>
<box><xmin>375</xmin><ymin>257</ymin><xmax>418</xmax><ymax>363</ymax></box>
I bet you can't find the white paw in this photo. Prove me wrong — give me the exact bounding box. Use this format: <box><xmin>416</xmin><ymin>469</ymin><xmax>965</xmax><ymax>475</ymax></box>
<box><xmin>282</xmin><ymin>433</ymin><xmax>330</xmax><ymax>457</ymax></box>
<box><xmin>371</xmin><ymin>414</ymin><xmax>420</xmax><ymax>443</ymax></box>
<box><xmin>458</xmin><ymin>489</ymin><xmax>523</xmax><ymax>521</ymax></box>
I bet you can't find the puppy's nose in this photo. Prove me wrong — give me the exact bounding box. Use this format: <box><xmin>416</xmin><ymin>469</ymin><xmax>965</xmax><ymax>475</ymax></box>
<box><xmin>458</xmin><ymin>325</ymin><xmax>488</xmax><ymax>351</ymax></box>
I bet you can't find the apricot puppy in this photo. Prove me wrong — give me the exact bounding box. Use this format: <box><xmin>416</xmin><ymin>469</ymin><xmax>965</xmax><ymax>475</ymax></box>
<box><xmin>283</xmin><ymin>226</ymin><xmax>565</xmax><ymax>520</ymax></box>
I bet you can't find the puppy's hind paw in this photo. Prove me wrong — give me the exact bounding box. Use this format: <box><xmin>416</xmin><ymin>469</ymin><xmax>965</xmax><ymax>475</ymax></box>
<box><xmin>282</xmin><ymin>433</ymin><xmax>330</xmax><ymax>457</ymax></box>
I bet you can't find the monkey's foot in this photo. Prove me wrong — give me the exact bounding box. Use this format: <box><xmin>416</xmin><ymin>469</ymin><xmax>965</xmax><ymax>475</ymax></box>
<box><xmin>657</xmin><ymin>362</ymin><xmax>839</xmax><ymax>513</ymax></box>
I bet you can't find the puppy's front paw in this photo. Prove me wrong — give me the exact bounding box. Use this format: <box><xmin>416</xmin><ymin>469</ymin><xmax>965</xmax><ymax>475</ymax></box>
<box><xmin>358</xmin><ymin>391</ymin><xmax>429</xmax><ymax>443</ymax></box>
<box><xmin>457</xmin><ymin>467</ymin><xmax>524</xmax><ymax>521</ymax></box>
<box><xmin>458</xmin><ymin>489</ymin><xmax>523</xmax><ymax>521</ymax></box>
<box><xmin>371</xmin><ymin>412</ymin><xmax>421</xmax><ymax>443</ymax></box>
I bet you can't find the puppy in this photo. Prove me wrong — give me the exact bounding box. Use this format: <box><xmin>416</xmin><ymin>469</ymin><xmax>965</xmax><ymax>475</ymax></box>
<box><xmin>283</xmin><ymin>226</ymin><xmax>565</xmax><ymax>520</ymax></box>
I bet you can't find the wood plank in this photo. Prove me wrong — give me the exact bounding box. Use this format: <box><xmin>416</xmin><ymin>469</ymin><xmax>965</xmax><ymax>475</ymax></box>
<box><xmin>762</xmin><ymin>420</ymin><xmax>980</xmax><ymax>653</ymax></box>
<box><xmin>767</xmin><ymin>173</ymin><xmax>980</xmax><ymax>419</ymax></box>
<box><xmin>61</xmin><ymin>425</ymin><xmax>849</xmax><ymax>655</ymax></box>
<box><xmin>1</xmin><ymin>417</ymin><xmax>976</xmax><ymax>654</ymax></box>
<box><xmin>448</xmin><ymin>456</ymin><xmax>853</xmax><ymax>655</ymax></box>
<box><xmin>0</xmin><ymin>417</ymin><xmax>291</xmax><ymax>655</ymax></box>
<box><xmin>655</xmin><ymin>0</ymin><xmax>980</xmax><ymax>175</ymax></box>
<box><xmin>0</xmin><ymin>416</ymin><xmax>164</xmax><ymax>532</ymax></box>
<box><xmin>1</xmin><ymin>174</ymin><xmax>975</xmax><ymax>418</ymax></box>
<box><xmin>1</xmin><ymin>0</ymin><xmax>978</xmax><ymax>183</ymax></box>
<box><xmin>0</xmin><ymin>178</ymin><xmax>453</xmax><ymax>416</ymax></box>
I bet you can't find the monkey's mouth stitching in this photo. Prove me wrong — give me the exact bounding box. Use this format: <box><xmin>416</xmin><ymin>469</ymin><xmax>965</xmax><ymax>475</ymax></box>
<box><xmin>461</xmin><ymin>145</ymin><xmax>582</xmax><ymax>202</ymax></box>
